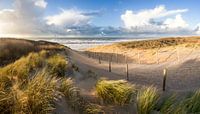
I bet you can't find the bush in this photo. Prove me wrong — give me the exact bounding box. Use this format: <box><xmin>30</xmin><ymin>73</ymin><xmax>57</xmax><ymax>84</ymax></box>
<box><xmin>96</xmin><ymin>79</ymin><xmax>135</xmax><ymax>106</ymax></box>
<box><xmin>136</xmin><ymin>86</ymin><xmax>159</xmax><ymax>114</ymax></box>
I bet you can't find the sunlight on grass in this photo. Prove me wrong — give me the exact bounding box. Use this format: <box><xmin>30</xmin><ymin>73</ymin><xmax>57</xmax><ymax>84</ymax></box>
<box><xmin>137</xmin><ymin>86</ymin><xmax>159</xmax><ymax>114</ymax></box>
<box><xmin>96</xmin><ymin>79</ymin><xmax>136</xmax><ymax>106</ymax></box>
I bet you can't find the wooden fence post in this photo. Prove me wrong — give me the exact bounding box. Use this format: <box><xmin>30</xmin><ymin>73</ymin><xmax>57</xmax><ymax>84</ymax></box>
<box><xmin>126</xmin><ymin>63</ymin><xmax>129</xmax><ymax>81</ymax></box>
<box><xmin>99</xmin><ymin>54</ymin><xmax>101</xmax><ymax>64</ymax></box>
<box><xmin>138</xmin><ymin>51</ymin><xmax>140</xmax><ymax>64</ymax></box>
<box><xmin>108</xmin><ymin>55</ymin><xmax>112</xmax><ymax>72</ymax></box>
<box><xmin>163</xmin><ymin>68</ymin><xmax>167</xmax><ymax>91</ymax></box>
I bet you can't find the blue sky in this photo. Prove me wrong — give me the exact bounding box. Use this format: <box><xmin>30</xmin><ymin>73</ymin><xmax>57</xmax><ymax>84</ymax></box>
<box><xmin>0</xmin><ymin>0</ymin><xmax>200</xmax><ymax>37</ymax></box>
<box><xmin>45</xmin><ymin>0</ymin><xmax>200</xmax><ymax>27</ymax></box>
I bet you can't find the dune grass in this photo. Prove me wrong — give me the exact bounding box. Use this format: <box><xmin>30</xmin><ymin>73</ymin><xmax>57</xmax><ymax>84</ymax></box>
<box><xmin>47</xmin><ymin>55</ymin><xmax>67</xmax><ymax>77</ymax></box>
<box><xmin>184</xmin><ymin>90</ymin><xmax>200</xmax><ymax>113</ymax></box>
<box><xmin>118</xmin><ymin>37</ymin><xmax>200</xmax><ymax>49</ymax></box>
<box><xmin>136</xmin><ymin>86</ymin><xmax>159</xmax><ymax>114</ymax></box>
<box><xmin>0</xmin><ymin>50</ymin><xmax>68</xmax><ymax>85</ymax></box>
<box><xmin>0</xmin><ymin>38</ymin><xmax>65</xmax><ymax>66</ymax></box>
<box><xmin>96</xmin><ymin>79</ymin><xmax>136</xmax><ymax>106</ymax></box>
<box><xmin>0</xmin><ymin>50</ymin><xmax>80</xmax><ymax>113</ymax></box>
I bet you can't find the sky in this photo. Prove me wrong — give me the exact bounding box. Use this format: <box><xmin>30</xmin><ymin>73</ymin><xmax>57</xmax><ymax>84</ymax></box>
<box><xmin>0</xmin><ymin>0</ymin><xmax>200</xmax><ymax>37</ymax></box>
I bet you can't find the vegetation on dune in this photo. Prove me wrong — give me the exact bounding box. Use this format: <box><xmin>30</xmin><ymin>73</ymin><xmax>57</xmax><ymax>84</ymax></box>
<box><xmin>118</xmin><ymin>37</ymin><xmax>200</xmax><ymax>49</ymax></box>
<box><xmin>59</xmin><ymin>78</ymin><xmax>79</xmax><ymax>109</ymax></box>
<box><xmin>0</xmin><ymin>38</ymin><xmax>65</xmax><ymax>66</ymax></box>
<box><xmin>136</xmin><ymin>86</ymin><xmax>159</xmax><ymax>114</ymax></box>
<box><xmin>96</xmin><ymin>79</ymin><xmax>136</xmax><ymax>106</ymax></box>
<box><xmin>0</xmin><ymin>71</ymin><xmax>79</xmax><ymax>114</ymax></box>
<box><xmin>0</xmin><ymin>50</ymin><xmax>67</xmax><ymax>85</ymax></box>
<box><xmin>158</xmin><ymin>94</ymin><xmax>178</xmax><ymax>114</ymax></box>
<box><xmin>13</xmin><ymin>71</ymin><xmax>59</xmax><ymax>114</ymax></box>
<box><xmin>0</xmin><ymin>50</ymin><xmax>80</xmax><ymax>114</ymax></box>
<box><xmin>184</xmin><ymin>90</ymin><xmax>200</xmax><ymax>113</ymax></box>
<box><xmin>47</xmin><ymin>55</ymin><xmax>67</xmax><ymax>76</ymax></box>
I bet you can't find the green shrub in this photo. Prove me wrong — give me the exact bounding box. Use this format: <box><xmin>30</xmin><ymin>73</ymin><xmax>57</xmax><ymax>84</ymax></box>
<box><xmin>96</xmin><ymin>79</ymin><xmax>135</xmax><ymax>106</ymax></box>
<box><xmin>137</xmin><ymin>86</ymin><xmax>159</xmax><ymax>114</ymax></box>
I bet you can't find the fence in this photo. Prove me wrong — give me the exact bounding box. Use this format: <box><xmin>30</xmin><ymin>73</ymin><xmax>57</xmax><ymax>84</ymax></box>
<box><xmin>81</xmin><ymin>44</ymin><xmax>200</xmax><ymax>91</ymax></box>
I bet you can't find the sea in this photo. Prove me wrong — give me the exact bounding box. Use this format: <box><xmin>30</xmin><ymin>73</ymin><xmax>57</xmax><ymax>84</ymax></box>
<box><xmin>34</xmin><ymin>37</ymin><xmax>148</xmax><ymax>51</ymax></box>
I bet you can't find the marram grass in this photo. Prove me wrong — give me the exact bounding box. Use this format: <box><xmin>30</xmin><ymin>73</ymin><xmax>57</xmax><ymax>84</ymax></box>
<box><xmin>136</xmin><ymin>86</ymin><xmax>159</xmax><ymax>114</ymax></box>
<box><xmin>47</xmin><ymin>54</ymin><xmax>67</xmax><ymax>77</ymax></box>
<box><xmin>96</xmin><ymin>79</ymin><xmax>136</xmax><ymax>106</ymax></box>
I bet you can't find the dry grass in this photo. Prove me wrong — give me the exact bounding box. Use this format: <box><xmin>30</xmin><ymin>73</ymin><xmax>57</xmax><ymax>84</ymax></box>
<box><xmin>47</xmin><ymin>54</ymin><xmax>67</xmax><ymax>77</ymax></box>
<box><xmin>136</xmin><ymin>86</ymin><xmax>159</xmax><ymax>114</ymax></box>
<box><xmin>118</xmin><ymin>37</ymin><xmax>200</xmax><ymax>49</ymax></box>
<box><xmin>0</xmin><ymin>38</ymin><xmax>65</xmax><ymax>66</ymax></box>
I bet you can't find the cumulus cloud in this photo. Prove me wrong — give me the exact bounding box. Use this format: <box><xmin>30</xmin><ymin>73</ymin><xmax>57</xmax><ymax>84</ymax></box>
<box><xmin>121</xmin><ymin>5</ymin><xmax>188</xmax><ymax>30</ymax></box>
<box><xmin>0</xmin><ymin>0</ymin><xmax>48</xmax><ymax>36</ymax></box>
<box><xmin>45</xmin><ymin>9</ymin><xmax>91</xmax><ymax>26</ymax></box>
<box><xmin>163</xmin><ymin>14</ymin><xmax>188</xmax><ymax>29</ymax></box>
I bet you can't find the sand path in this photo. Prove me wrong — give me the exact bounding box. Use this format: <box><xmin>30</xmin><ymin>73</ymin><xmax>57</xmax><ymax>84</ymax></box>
<box><xmin>68</xmin><ymin>47</ymin><xmax>200</xmax><ymax>93</ymax></box>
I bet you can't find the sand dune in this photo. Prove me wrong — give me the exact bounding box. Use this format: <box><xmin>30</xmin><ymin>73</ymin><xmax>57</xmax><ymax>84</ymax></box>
<box><xmin>69</xmin><ymin>37</ymin><xmax>200</xmax><ymax>94</ymax></box>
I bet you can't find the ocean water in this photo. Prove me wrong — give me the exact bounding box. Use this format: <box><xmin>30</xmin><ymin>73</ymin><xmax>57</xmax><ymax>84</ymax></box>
<box><xmin>37</xmin><ymin>37</ymin><xmax>145</xmax><ymax>50</ymax></box>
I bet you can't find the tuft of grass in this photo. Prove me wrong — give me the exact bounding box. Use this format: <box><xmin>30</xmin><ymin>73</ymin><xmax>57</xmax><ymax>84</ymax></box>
<box><xmin>96</xmin><ymin>79</ymin><xmax>136</xmax><ymax>106</ymax></box>
<box><xmin>0</xmin><ymin>90</ymin><xmax>14</xmax><ymax>113</ymax></box>
<box><xmin>72</xmin><ymin>63</ymin><xmax>79</xmax><ymax>72</ymax></box>
<box><xmin>59</xmin><ymin>78</ymin><xmax>79</xmax><ymax>109</ymax></box>
<box><xmin>47</xmin><ymin>54</ymin><xmax>67</xmax><ymax>77</ymax></box>
<box><xmin>13</xmin><ymin>71</ymin><xmax>60</xmax><ymax>114</ymax></box>
<box><xmin>0</xmin><ymin>70</ymin><xmax>62</xmax><ymax>114</ymax></box>
<box><xmin>158</xmin><ymin>94</ymin><xmax>184</xmax><ymax>114</ymax></box>
<box><xmin>184</xmin><ymin>90</ymin><xmax>200</xmax><ymax>113</ymax></box>
<box><xmin>84</xmin><ymin>104</ymin><xmax>103</xmax><ymax>114</ymax></box>
<box><xmin>136</xmin><ymin>86</ymin><xmax>159</xmax><ymax>114</ymax></box>
<box><xmin>0</xmin><ymin>75</ymin><xmax>12</xmax><ymax>91</ymax></box>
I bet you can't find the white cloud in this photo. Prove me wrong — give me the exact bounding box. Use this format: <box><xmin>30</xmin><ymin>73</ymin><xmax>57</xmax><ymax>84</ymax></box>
<box><xmin>195</xmin><ymin>23</ymin><xmax>200</xmax><ymax>35</ymax></box>
<box><xmin>0</xmin><ymin>0</ymin><xmax>52</xmax><ymax>36</ymax></box>
<box><xmin>121</xmin><ymin>5</ymin><xmax>188</xmax><ymax>29</ymax></box>
<box><xmin>35</xmin><ymin>0</ymin><xmax>47</xmax><ymax>8</ymax></box>
<box><xmin>45</xmin><ymin>9</ymin><xmax>91</xmax><ymax>26</ymax></box>
<box><xmin>163</xmin><ymin>14</ymin><xmax>188</xmax><ymax>29</ymax></box>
